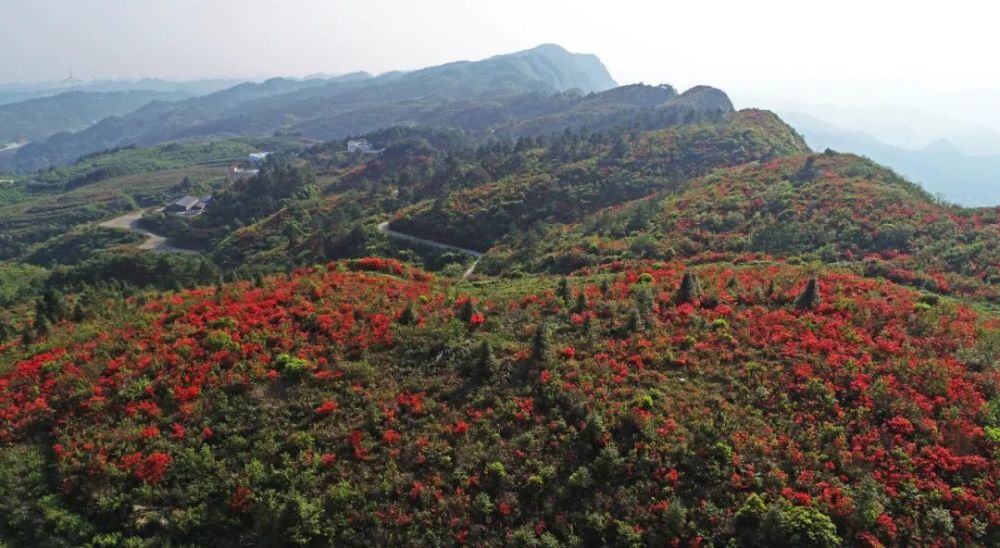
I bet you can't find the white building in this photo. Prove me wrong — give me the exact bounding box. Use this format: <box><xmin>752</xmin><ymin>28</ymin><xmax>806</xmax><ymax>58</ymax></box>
<box><xmin>347</xmin><ymin>139</ymin><xmax>383</xmax><ymax>154</ymax></box>
<box><xmin>248</xmin><ymin>152</ymin><xmax>270</xmax><ymax>166</ymax></box>
<box><xmin>229</xmin><ymin>165</ymin><xmax>259</xmax><ymax>180</ymax></box>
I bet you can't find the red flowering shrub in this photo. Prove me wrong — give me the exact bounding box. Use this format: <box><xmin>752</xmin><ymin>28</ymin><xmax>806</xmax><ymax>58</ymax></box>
<box><xmin>1</xmin><ymin>263</ymin><xmax>998</xmax><ymax>546</ymax></box>
<box><xmin>382</xmin><ymin>429</ymin><xmax>401</xmax><ymax>444</ymax></box>
<box><xmin>120</xmin><ymin>451</ymin><xmax>172</xmax><ymax>484</ymax></box>
<box><xmin>314</xmin><ymin>400</ymin><xmax>338</xmax><ymax>416</ymax></box>
<box><xmin>228</xmin><ymin>486</ymin><xmax>252</xmax><ymax>513</ymax></box>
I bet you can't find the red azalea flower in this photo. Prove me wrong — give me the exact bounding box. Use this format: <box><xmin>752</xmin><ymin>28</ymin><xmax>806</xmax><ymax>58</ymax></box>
<box><xmin>315</xmin><ymin>401</ymin><xmax>338</xmax><ymax>416</ymax></box>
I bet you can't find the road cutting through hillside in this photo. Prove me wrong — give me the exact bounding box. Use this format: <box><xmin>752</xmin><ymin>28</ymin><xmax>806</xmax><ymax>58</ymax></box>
<box><xmin>377</xmin><ymin>221</ymin><xmax>482</xmax><ymax>278</ymax></box>
<box><xmin>99</xmin><ymin>210</ymin><xmax>199</xmax><ymax>254</ymax></box>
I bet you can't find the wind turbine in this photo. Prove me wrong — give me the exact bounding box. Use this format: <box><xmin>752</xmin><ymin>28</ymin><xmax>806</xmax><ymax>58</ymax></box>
<box><xmin>64</xmin><ymin>70</ymin><xmax>82</xmax><ymax>86</ymax></box>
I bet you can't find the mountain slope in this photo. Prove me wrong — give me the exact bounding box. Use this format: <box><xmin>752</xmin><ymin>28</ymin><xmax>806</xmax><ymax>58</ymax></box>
<box><xmin>389</xmin><ymin>109</ymin><xmax>807</xmax><ymax>252</ymax></box>
<box><xmin>0</xmin><ymin>78</ymin><xmax>243</xmax><ymax>107</ymax></box>
<box><xmin>784</xmin><ymin>112</ymin><xmax>1000</xmax><ymax>206</ymax></box>
<box><xmin>1</xmin><ymin>260</ymin><xmax>998</xmax><ymax>546</ymax></box>
<box><xmin>4</xmin><ymin>79</ymin><xmax>1000</xmax><ymax>548</ymax></box>
<box><xmin>491</xmin><ymin>151</ymin><xmax>1000</xmax><ymax>300</ymax></box>
<box><xmin>0</xmin><ymin>89</ymin><xmax>192</xmax><ymax>143</ymax></box>
<box><xmin>1</xmin><ymin>45</ymin><xmax>616</xmax><ymax>174</ymax></box>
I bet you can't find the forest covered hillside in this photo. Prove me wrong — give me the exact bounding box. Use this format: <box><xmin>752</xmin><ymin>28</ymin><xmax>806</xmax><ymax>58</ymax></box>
<box><xmin>2</xmin><ymin>259</ymin><xmax>999</xmax><ymax>546</ymax></box>
<box><xmin>2</xmin><ymin>46</ymin><xmax>1000</xmax><ymax>547</ymax></box>
<box><xmin>486</xmin><ymin>151</ymin><xmax>1000</xmax><ymax>301</ymax></box>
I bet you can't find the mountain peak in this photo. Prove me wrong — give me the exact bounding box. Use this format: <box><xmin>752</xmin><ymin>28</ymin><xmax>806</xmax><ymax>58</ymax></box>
<box><xmin>493</xmin><ymin>43</ymin><xmax>618</xmax><ymax>93</ymax></box>
<box><xmin>523</xmin><ymin>43</ymin><xmax>571</xmax><ymax>54</ymax></box>
<box><xmin>922</xmin><ymin>138</ymin><xmax>962</xmax><ymax>155</ymax></box>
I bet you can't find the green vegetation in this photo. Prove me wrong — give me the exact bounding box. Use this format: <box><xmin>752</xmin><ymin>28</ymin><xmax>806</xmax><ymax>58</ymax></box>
<box><xmin>3</xmin><ymin>75</ymin><xmax>1000</xmax><ymax>546</ymax></box>
<box><xmin>23</xmin><ymin>227</ymin><xmax>143</xmax><ymax>267</ymax></box>
<box><xmin>0</xmin><ymin>262</ymin><xmax>997</xmax><ymax>545</ymax></box>
<box><xmin>32</xmin><ymin>140</ymin><xmax>255</xmax><ymax>187</ymax></box>
<box><xmin>0</xmin><ymin>140</ymin><xmax>252</xmax><ymax>261</ymax></box>
<box><xmin>391</xmin><ymin>110</ymin><xmax>808</xmax><ymax>252</ymax></box>
<box><xmin>0</xmin><ymin>263</ymin><xmax>47</xmax><ymax>307</ymax></box>
<box><xmin>486</xmin><ymin>152</ymin><xmax>1000</xmax><ymax>302</ymax></box>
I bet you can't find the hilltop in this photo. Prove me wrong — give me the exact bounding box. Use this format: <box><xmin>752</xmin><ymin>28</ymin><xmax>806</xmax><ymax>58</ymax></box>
<box><xmin>388</xmin><ymin>109</ymin><xmax>806</xmax><ymax>253</ymax></box>
<box><xmin>2</xmin><ymin>259</ymin><xmax>998</xmax><ymax>546</ymax></box>
<box><xmin>485</xmin><ymin>150</ymin><xmax>1000</xmax><ymax>301</ymax></box>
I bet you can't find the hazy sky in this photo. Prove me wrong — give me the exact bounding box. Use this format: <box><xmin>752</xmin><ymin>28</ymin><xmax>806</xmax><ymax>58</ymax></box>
<box><xmin>4</xmin><ymin>0</ymin><xmax>1000</xmax><ymax>127</ymax></box>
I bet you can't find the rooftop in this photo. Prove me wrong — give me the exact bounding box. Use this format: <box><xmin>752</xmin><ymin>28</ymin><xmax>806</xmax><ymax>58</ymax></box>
<box><xmin>170</xmin><ymin>195</ymin><xmax>200</xmax><ymax>208</ymax></box>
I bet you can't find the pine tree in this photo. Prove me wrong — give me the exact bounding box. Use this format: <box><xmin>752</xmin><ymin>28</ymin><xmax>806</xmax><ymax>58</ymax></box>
<box><xmin>458</xmin><ymin>299</ymin><xmax>474</xmax><ymax>323</ymax></box>
<box><xmin>625</xmin><ymin>307</ymin><xmax>643</xmax><ymax>334</ymax></box>
<box><xmin>0</xmin><ymin>317</ymin><xmax>12</xmax><ymax>342</ymax></box>
<box><xmin>71</xmin><ymin>302</ymin><xmax>86</xmax><ymax>323</ymax></box>
<box><xmin>532</xmin><ymin>323</ymin><xmax>551</xmax><ymax>363</ymax></box>
<box><xmin>40</xmin><ymin>289</ymin><xmax>70</xmax><ymax>322</ymax></box>
<box><xmin>196</xmin><ymin>260</ymin><xmax>217</xmax><ymax>285</ymax></box>
<box><xmin>398</xmin><ymin>303</ymin><xmax>417</xmax><ymax>325</ymax></box>
<box><xmin>214</xmin><ymin>277</ymin><xmax>225</xmax><ymax>303</ymax></box>
<box><xmin>475</xmin><ymin>340</ymin><xmax>498</xmax><ymax>380</ymax></box>
<box><xmin>33</xmin><ymin>307</ymin><xmax>50</xmax><ymax>337</ymax></box>
<box><xmin>557</xmin><ymin>277</ymin><xmax>571</xmax><ymax>304</ymax></box>
<box><xmin>796</xmin><ymin>277</ymin><xmax>821</xmax><ymax>310</ymax></box>
<box><xmin>574</xmin><ymin>291</ymin><xmax>589</xmax><ymax>313</ymax></box>
<box><xmin>726</xmin><ymin>275</ymin><xmax>738</xmax><ymax>290</ymax></box>
<box><xmin>633</xmin><ymin>287</ymin><xmax>654</xmax><ymax>318</ymax></box>
<box><xmin>674</xmin><ymin>272</ymin><xmax>702</xmax><ymax>304</ymax></box>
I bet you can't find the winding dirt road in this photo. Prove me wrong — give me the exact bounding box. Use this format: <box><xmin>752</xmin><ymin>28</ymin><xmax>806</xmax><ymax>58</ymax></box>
<box><xmin>0</xmin><ymin>142</ymin><xmax>25</xmax><ymax>153</ymax></box>
<box><xmin>99</xmin><ymin>210</ymin><xmax>199</xmax><ymax>254</ymax></box>
<box><xmin>377</xmin><ymin>221</ymin><xmax>482</xmax><ymax>278</ymax></box>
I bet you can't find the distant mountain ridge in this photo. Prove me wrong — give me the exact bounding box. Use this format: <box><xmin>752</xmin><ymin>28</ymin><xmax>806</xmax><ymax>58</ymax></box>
<box><xmin>783</xmin><ymin>111</ymin><xmax>1000</xmax><ymax>206</ymax></box>
<box><xmin>0</xmin><ymin>78</ymin><xmax>243</xmax><ymax>107</ymax></box>
<box><xmin>0</xmin><ymin>89</ymin><xmax>193</xmax><ymax>143</ymax></box>
<box><xmin>0</xmin><ymin>45</ymin><xmax>618</xmax><ymax>174</ymax></box>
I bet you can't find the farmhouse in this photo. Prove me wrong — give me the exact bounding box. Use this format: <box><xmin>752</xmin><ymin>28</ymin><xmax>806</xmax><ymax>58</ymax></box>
<box><xmin>164</xmin><ymin>195</ymin><xmax>199</xmax><ymax>213</ymax></box>
<box><xmin>189</xmin><ymin>195</ymin><xmax>213</xmax><ymax>214</ymax></box>
<box><xmin>165</xmin><ymin>195</ymin><xmax>213</xmax><ymax>215</ymax></box>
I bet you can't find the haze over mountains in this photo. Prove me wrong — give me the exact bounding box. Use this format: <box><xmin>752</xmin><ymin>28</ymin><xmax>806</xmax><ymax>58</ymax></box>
<box><xmin>0</xmin><ymin>45</ymin><xmax>620</xmax><ymax>173</ymax></box>
<box><xmin>0</xmin><ymin>78</ymin><xmax>243</xmax><ymax>108</ymax></box>
<box><xmin>1</xmin><ymin>43</ymin><xmax>999</xmax><ymax>206</ymax></box>
<box><xmin>782</xmin><ymin>111</ymin><xmax>1000</xmax><ymax>206</ymax></box>
<box><xmin>0</xmin><ymin>90</ymin><xmax>195</xmax><ymax>144</ymax></box>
